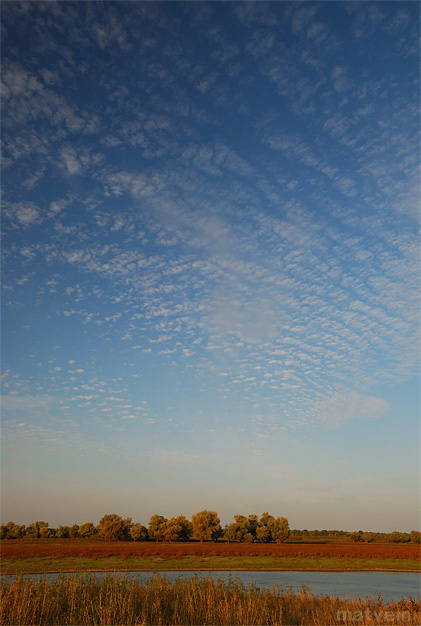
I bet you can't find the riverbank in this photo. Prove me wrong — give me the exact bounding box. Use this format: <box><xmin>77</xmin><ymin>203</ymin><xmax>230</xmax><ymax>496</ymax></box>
<box><xmin>2</xmin><ymin>554</ymin><xmax>419</xmax><ymax>575</ymax></box>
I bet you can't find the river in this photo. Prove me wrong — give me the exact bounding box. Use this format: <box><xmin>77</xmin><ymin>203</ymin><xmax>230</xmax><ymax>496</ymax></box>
<box><xmin>3</xmin><ymin>570</ymin><xmax>420</xmax><ymax>602</ymax></box>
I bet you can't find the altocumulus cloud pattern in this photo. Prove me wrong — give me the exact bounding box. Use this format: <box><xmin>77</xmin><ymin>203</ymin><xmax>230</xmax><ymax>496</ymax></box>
<box><xmin>1</xmin><ymin>2</ymin><xmax>419</xmax><ymax>529</ymax></box>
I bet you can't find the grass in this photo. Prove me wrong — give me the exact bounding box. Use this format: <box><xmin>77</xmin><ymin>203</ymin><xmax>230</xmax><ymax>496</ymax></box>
<box><xmin>1</xmin><ymin>573</ymin><xmax>420</xmax><ymax>625</ymax></box>
<box><xmin>1</xmin><ymin>554</ymin><xmax>419</xmax><ymax>574</ymax></box>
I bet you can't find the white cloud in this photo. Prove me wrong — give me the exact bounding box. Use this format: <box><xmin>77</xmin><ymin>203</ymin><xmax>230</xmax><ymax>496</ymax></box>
<box><xmin>59</xmin><ymin>147</ymin><xmax>81</xmax><ymax>175</ymax></box>
<box><xmin>1</xmin><ymin>394</ymin><xmax>56</xmax><ymax>415</ymax></box>
<box><xmin>331</xmin><ymin>66</ymin><xmax>351</xmax><ymax>92</ymax></box>
<box><xmin>8</xmin><ymin>202</ymin><xmax>41</xmax><ymax>226</ymax></box>
<box><xmin>316</xmin><ymin>392</ymin><xmax>389</xmax><ymax>427</ymax></box>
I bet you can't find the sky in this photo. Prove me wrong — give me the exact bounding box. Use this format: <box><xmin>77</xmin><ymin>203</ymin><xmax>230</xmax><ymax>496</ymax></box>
<box><xmin>1</xmin><ymin>1</ymin><xmax>420</xmax><ymax>533</ymax></box>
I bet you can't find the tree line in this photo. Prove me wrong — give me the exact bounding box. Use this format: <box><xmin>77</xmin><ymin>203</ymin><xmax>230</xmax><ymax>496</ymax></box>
<box><xmin>291</xmin><ymin>529</ymin><xmax>421</xmax><ymax>544</ymax></box>
<box><xmin>0</xmin><ymin>511</ymin><xmax>290</xmax><ymax>543</ymax></box>
<box><xmin>1</xmin><ymin>512</ymin><xmax>419</xmax><ymax>544</ymax></box>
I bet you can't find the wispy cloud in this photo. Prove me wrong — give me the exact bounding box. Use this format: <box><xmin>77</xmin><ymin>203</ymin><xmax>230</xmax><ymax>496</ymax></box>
<box><xmin>315</xmin><ymin>392</ymin><xmax>389</xmax><ymax>427</ymax></box>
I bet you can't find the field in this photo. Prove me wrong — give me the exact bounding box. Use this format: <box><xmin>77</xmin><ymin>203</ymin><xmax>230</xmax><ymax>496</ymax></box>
<box><xmin>2</xmin><ymin>540</ymin><xmax>419</xmax><ymax>574</ymax></box>
<box><xmin>1</xmin><ymin>573</ymin><xmax>420</xmax><ymax>625</ymax></box>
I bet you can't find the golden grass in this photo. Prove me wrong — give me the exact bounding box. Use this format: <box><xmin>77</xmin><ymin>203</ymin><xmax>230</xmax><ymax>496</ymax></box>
<box><xmin>1</xmin><ymin>573</ymin><xmax>420</xmax><ymax>625</ymax></box>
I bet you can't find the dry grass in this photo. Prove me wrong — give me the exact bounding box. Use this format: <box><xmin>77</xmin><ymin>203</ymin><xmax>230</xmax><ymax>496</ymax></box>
<box><xmin>2</xmin><ymin>539</ymin><xmax>419</xmax><ymax>561</ymax></box>
<box><xmin>1</xmin><ymin>573</ymin><xmax>420</xmax><ymax>625</ymax></box>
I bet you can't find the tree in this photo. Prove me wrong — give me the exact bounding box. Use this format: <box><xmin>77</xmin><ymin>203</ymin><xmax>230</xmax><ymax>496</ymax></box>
<box><xmin>223</xmin><ymin>515</ymin><xmax>259</xmax><ymax>543</ymax></box>
<box><xmin>256</xmin><ymin>523</ymin><xmax>271</xmax><ymax>543</ymax></box>
<box><xmin>130</xmin><ymin>523</ymin><xmax>148</xmax><ymax>542</ymax></box>
<box><xmin>350</xmin><ymin>531</ymin><xmax>362</xmax><ymax>542</ymax></box>
<box><xmin>0</xmin><ymin>522</ymin><xmax>25</xmax><ymax>539</ymax></box>
<box><xmin>14</xmin><ymin>524</ymin><xmax>26</xmax><ymax>539</ymax></box>
<box><xmin>79</xmin><ymin>523</ymin><xmax>97</xmax><ymax>539</ymax></box>
<box><xmin>148</xmin><ymin>515</ymin><xmax>167</xmax><ymax>542</ymax></box>
<box><xmin>229</xmin><ymin>515</ymin><xmax>248</xmax><ymax>542</ymax></box>
<box><xmin>121</xmin><ymin>518</ymin><xmax>133</xmax><ymax>539</ymax></box>
<box><xmin>388</xmin><ymin>531</ymin><xmax>410</xmax><ymax>543</ymax></box>
<box><xmin>26</xmin><ymin>521</ymin><xmax>50</xmax><ymax>538</ymax></box>
<box><xmin>55</xmin><ymin>525</ymin><xmax>70</xmax><ymax>539</ymax></box>
<box><xmin>192</xmin><ymin>510</ymin><xmax>221</xmax><ymax>542</ymax></box>
<box><xmin>361</xmin><ymin>532</ymin><xmax>374</xmax><ymax>544</ymax></box>
<box><xmin>410</xmin><ymin>530</ymin><xmax>421</xmax><ymax>544</ymax></box>
<box><xmin>69</xmin><ymin>524</ymin><xmax>80</xmax><ymax>538</ymax></box>
<box><xmin>97</xmin><ymin>514</ymin><xmax>132</xmax><ymax>541</ymax></box>
<box><xmin>247</xmin><ymin>515</ymin><xmax>259</xmax><ymax>537</ymax></box>
<box><xmin>175</xmin><ymin>516</ymin><xmax>193</xmax><ymax>542</ymax></box>
<box><xmin>223</xmin><ymin>524</ymin><xmax>238</xmax><ymax>543</ymax></box>
<box><xmin>256</xmin><ymin>512</ymin><xmax>275</xmax><ymax>543</ymax></box>
<box><xmin>39</xmin><ymin>525</ymin><xmax>52</xmax><ymax>539</ymax></box>
<box><xmin>163</xmin><ymin>518</ymin><xmax>183</xmax><ymax>542</ymax></box>
<box><xmin>271</xmin><ymin>517</ymin><xmax>290</xmax><ymax>543</ymax></box>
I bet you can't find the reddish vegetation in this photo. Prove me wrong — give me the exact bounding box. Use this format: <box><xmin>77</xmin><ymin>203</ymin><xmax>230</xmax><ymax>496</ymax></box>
<box><xmin>2</xmin><ymin>540</ymin><xmax>419</xmax><ymax>561</ymax></box>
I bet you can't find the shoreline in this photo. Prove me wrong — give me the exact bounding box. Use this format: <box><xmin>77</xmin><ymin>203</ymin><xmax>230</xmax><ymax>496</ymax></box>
<box><xmin>2</xmin><ymin>567</ymin><xmax>419</xmax><ymax>575</ymax></box>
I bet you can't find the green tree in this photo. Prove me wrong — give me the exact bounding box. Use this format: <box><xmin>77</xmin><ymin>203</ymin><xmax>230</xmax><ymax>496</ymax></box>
<box><xmin>361</xmin><ymin>532</ymin><xmax>374</xmax><ymax>544</ymax></box>
<box><xmin>0</xmin><ymin>522</ymin><xmax>25</xmax><ymax>539</ymax></box>
<box><xmin>247</xmin><ymin>514</ymin><xmax>259</xmax><ymax>537</ymax></box>
<box><xmin>192</xmin><ymin>510</ymin><xmax>221</xmax><ymax>542</ymax></box>
<box><xmin>55</xmin><ymin>525</ymin><xmax>70</xmax><ymax>539</ymax></box>
<box><xmin>388</xmin><ymin>531</ymin><xmax>410</xmax><ymax>543</ymax></box>
<box><xmin>163</xmin><ymin>518</ymin><xmax>183</xmax><ymax>542</ymax></box>
<box><xmin>79</xmin><ymin>522</ymin><xmax>97</xmax><ymax>539</ymax></box>
<box><xmin>14</xmin><ymin>524</ymin><xmax>26</xmax><ymax>539</ymax></box>
<box><xmin>130</xmin><ymin>523</ymin><xmax>148</xmax><ymax>541</ymax></box>
<box><xmin>223</xmin><ymin>524</ymin><xmax>238</xmax><ymax>543</ymax></box>
<box><xmin>350</xmin><ymin>531</ymin><xmax>362</xmax><ymax>542</ymax></box>
<box><xmin>256</xmin><ymin>512</ymin><xmax>275</xmax><ymax>543</ymax></box>
<box><xmin>26</xmin><ymin>521</ymin><xmax>50</xmax><ymax>539</ymax></box>
<box><xmin>175</xmin><ymin>515</ymin><xmax>193</xmax><ymax>541</ymax></box>
<box><xmin>256</xmin><ymin>523</ymin><xmax>271</xmax><ymax>543</ymax></box>
<box><xmin>224</xmin><ymin>515</ymin><xmax>259</xmax><ymax>543</ymax></box>
<box><xmin>148</xmin><ymin>515</ymin><xmax>167</xmax><ymax>542</ymax></box>
<box><xmin>410</xmin><ymin>530</ymin><xmax>421</xmax><ymax>544</ymax></box>
<box><xmin>271</xmin><ymin>516</ymin><xmax>290</xmax><ymax>543</ymax></box>
<box><xmin>233</xmin><ymin>515</ymin><xmax>249</xmax><ymax>542</ymax></box>
<box><xmin>69</xmin><ymin>524</ymin><xmax>80</xmax><ymax>538</ymax></box>
<box><xmin>39</xmin><ymin>525</ymin><xmax>51</xmax><ymax>539</ymax></box>
<box><xmin>25</xmin><ymin>523</ymin><xmax>37</xmax><ymax>538</ymax></box>
<box><xmin>97</xmin><ymin>514</ymin><xmax>132</xmax><ymax>541</ymax></box>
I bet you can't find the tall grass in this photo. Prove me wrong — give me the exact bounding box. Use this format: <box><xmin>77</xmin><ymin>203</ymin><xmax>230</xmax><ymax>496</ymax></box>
<box><xmin>1</xmin><ymin>573</ymin><xmax>420</xmax><ymax>625</ymax></box>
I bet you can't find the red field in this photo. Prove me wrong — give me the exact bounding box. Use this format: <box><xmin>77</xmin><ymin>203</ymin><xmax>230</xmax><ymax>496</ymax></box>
<box><xmin>2</xmin><ymin>539</ymin><xmax>419</xmax><ymax>561</ymax></box>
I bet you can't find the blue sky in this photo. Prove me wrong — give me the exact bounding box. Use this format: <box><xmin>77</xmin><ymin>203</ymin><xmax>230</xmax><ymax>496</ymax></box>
<box><xmin>1</xmin><ymin>1</ymin><xmax>419</xmax><ymax>532</ymax></box>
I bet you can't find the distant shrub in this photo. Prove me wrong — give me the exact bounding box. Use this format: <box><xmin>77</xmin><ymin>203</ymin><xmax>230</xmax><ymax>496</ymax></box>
<box><xmin>388</xmin><ymin>532</ymin><xmax>411</xmax><ymax>543</ymax></box>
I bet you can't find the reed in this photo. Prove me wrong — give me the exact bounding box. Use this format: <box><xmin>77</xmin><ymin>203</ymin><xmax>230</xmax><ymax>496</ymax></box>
<box><xmin>1</xmin><ymin>573</ymin><xmax>420</xmax><ymax>625</ymax></box>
